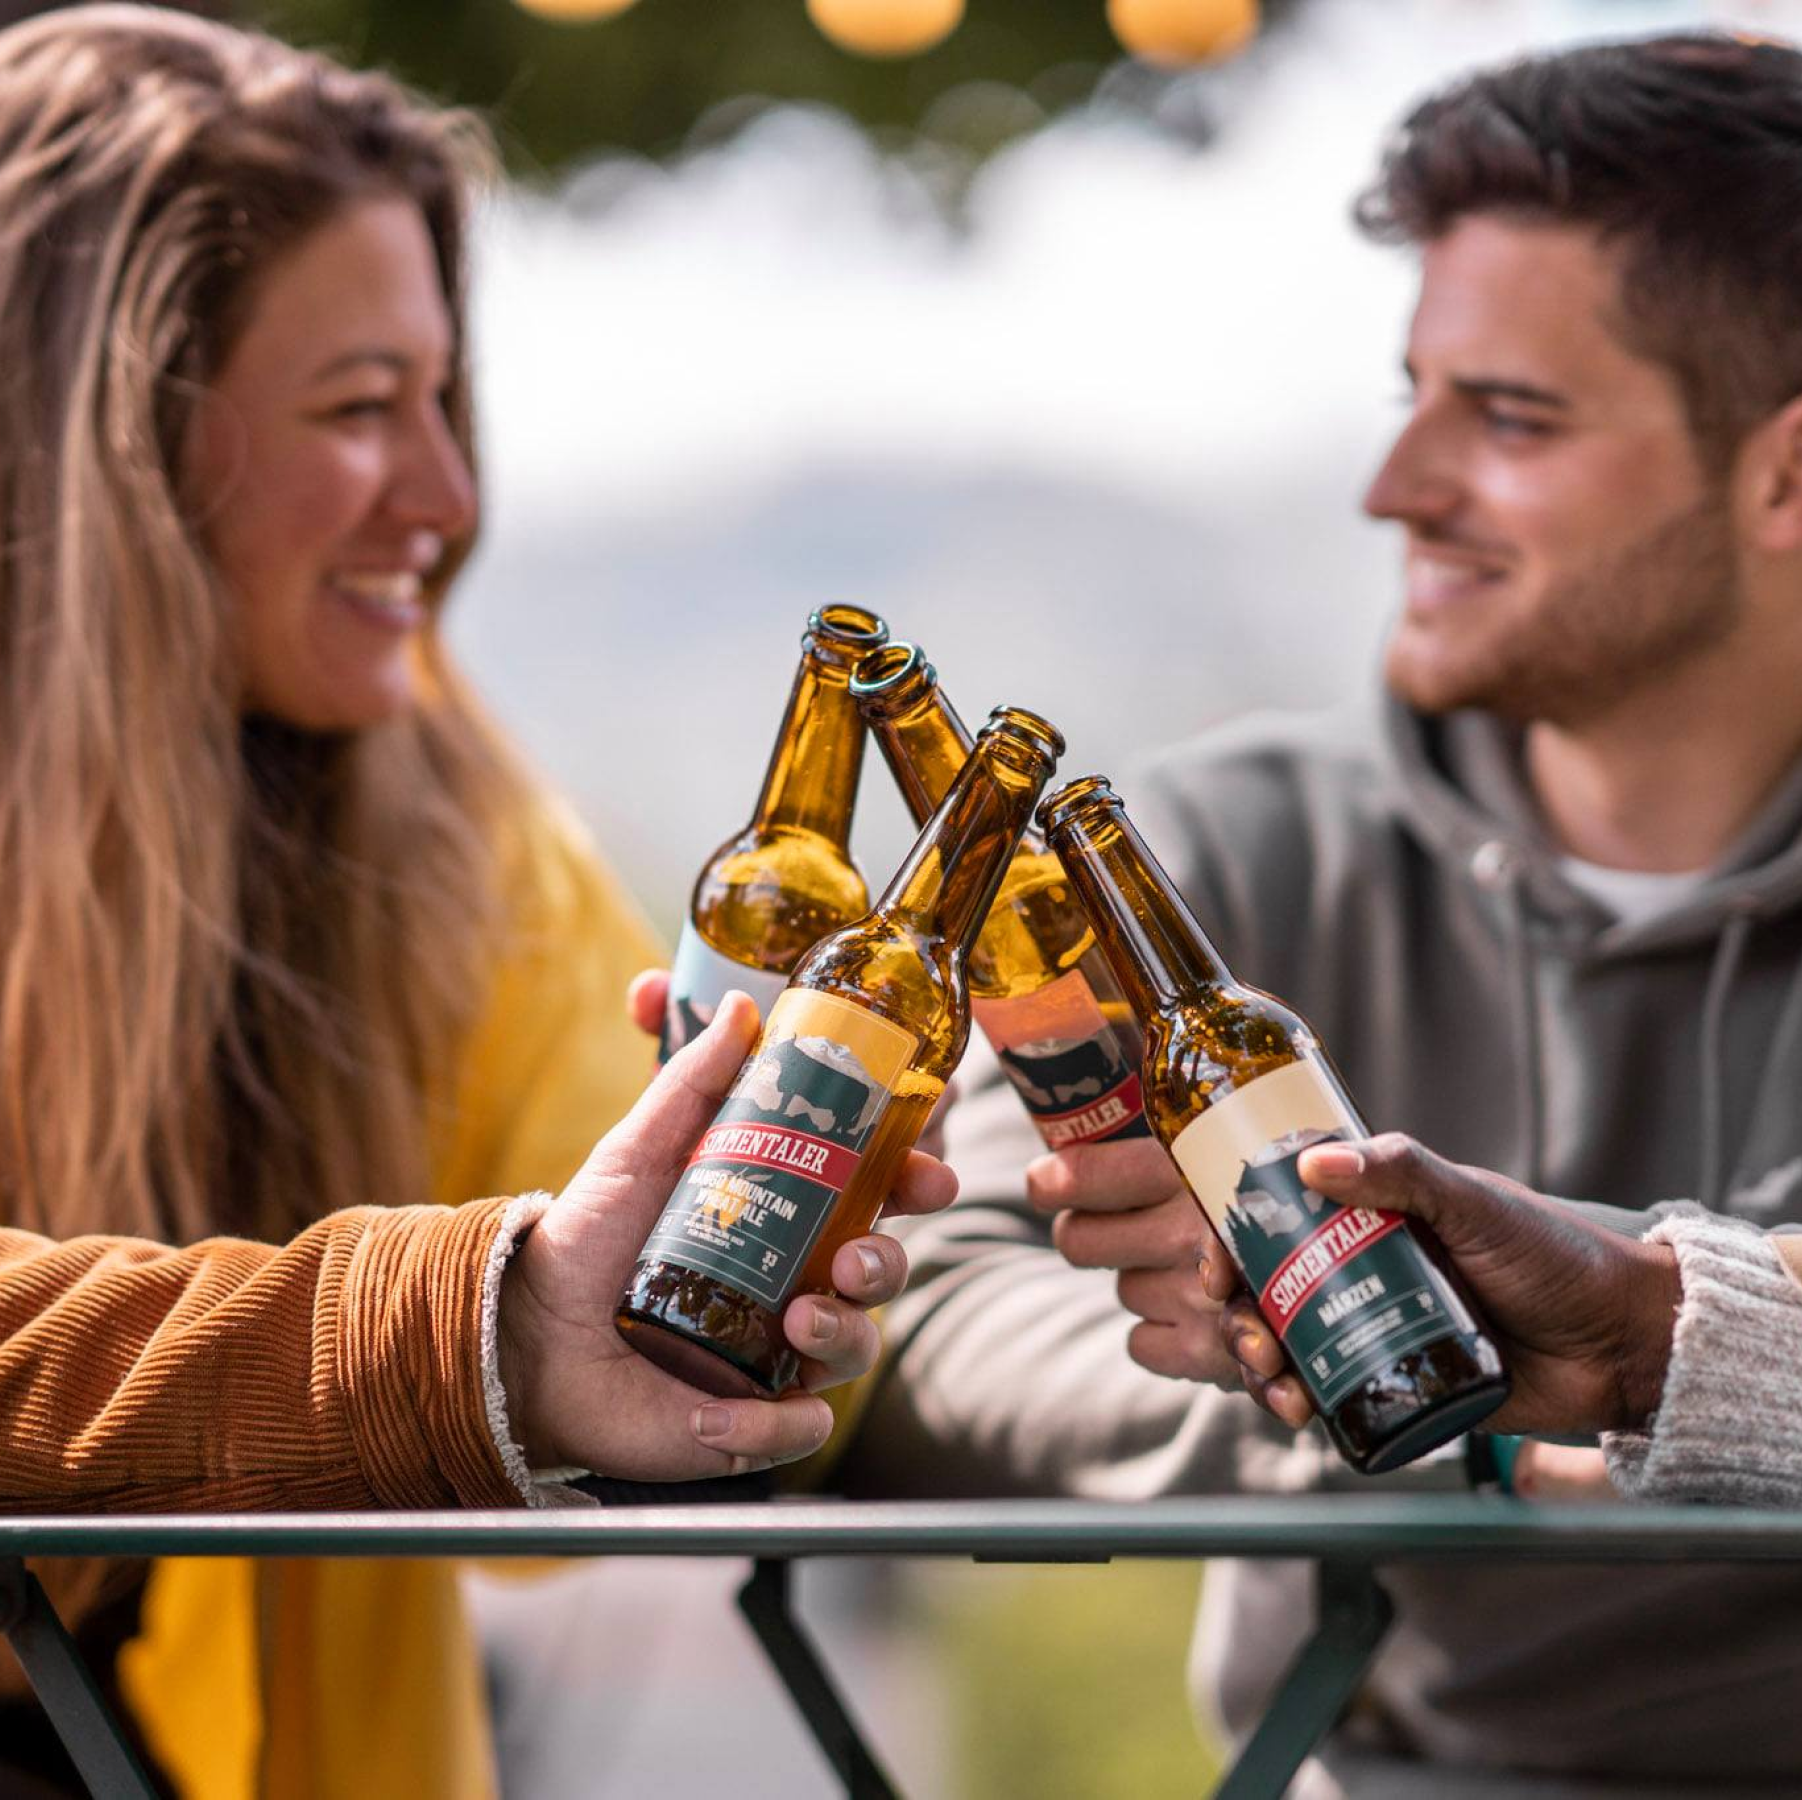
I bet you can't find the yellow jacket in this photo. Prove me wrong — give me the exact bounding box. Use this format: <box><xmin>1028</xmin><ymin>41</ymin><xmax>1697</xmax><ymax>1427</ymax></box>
<box><xmin>118</xmin><ymin>802</ymin><xmax>661</xmax><ymax>1797</ymax></box>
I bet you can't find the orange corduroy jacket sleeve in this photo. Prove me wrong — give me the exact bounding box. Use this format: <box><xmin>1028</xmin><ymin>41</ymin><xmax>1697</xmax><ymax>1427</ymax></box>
<box><xmin>0</xmin><ymin>1199</ymin><xmax>530</xmax><ymax>1512</ymax></box>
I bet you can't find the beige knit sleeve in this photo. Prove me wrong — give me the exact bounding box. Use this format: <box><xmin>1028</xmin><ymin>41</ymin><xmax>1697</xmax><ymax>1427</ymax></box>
<box><xmin>0</xmin><ymin>1200</ymin><xmax>529</xmax><ymax>1511</ymax></box>
<box><xmin>1604</xmin><ymin>1208</ymin><xmax>1802</xmax><ymax>1507</ymax></box>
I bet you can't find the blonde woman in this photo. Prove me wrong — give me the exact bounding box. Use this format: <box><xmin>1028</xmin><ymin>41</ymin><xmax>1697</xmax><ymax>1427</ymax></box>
<box><xmin>0</xmin><ymin>7</ymin><xmax>944</xmax><ymax>1795</ymax></box>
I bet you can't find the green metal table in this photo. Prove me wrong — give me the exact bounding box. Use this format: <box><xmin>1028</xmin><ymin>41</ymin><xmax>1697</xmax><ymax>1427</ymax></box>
<box><xmin>5</xmin><ymin>1493</ymin><xmax>1801</xmax><ymax>1799</ymax></box>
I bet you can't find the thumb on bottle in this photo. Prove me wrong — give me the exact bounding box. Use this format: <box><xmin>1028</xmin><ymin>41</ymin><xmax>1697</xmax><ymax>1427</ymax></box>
<box><xmin>1297</xmin><ymin>1132</ymin><xmax>1459</xmax><ymax>1228</ymax></box>
<box><xmin>1298</xmin><ymin>1141</ymin><xmax>1368</xmax><ymax>1182</ymax></box>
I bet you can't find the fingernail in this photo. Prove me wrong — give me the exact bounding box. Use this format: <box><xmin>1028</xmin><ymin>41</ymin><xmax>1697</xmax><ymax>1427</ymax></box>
<box><xmin>1307</xmin><ymin>1145</ymin><xmax>1366</xmax><ymax>1178</ymax></box>
<box><xmin>693</xmin><ymin>1404</ymin><xmax>731</xmax><ymax>1441</ymax></box>
<box><xmin>1276</xmin><ymin>1384</ymin><xmax>1313</xmax><ymax>1428</ymax></box>
<box><xmin>855</xmin><ymin>1244</ymin><xmax>885</xmax><ymax>1284</ymax></box>
<box><xmin>808</xmin><ymin>1301</ymin><xmax>839</xmax><ymax>1342</ymax></box>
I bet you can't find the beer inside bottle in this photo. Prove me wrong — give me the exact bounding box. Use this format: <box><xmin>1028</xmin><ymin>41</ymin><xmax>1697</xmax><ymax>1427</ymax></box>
<box><xmin>619</xmin><ymin>708</ymin><xmax>1065</xmax><ymax>1396</ymax></box>
<box><xmin>851</xmin><ymin>643</ymin><xmax>1149</xmax><ymax>1151</ymax></box>
<box><xmin>659</xmin><ymin>604</ymin><xmax>887</xmax><ymax>1062</ymax></box>
<box><xmin>1039</xmin><ymin>776</ymin><xmax>1508</xmax><ymax>1474</ymax></box>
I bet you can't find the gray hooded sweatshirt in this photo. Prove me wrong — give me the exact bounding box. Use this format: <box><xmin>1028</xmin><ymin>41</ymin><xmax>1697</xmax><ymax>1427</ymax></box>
<box><xmin>843</xmin><ymin>699</ymin><xmax>1802</xmax><ymax>1796</ymax></box>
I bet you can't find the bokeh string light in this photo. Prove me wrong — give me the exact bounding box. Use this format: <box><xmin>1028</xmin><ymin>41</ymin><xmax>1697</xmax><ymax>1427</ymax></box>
<box><xmin>806</xmin><ymin>0</ymin><xmax>967</xmax><ymax>57</ymax></box>
<box><xmin>513</xmin><ymin>0</ymin><xmax>641</xmax><ymax>20</ymax></box>
<box><xmin>508</xmin><ymin>0</ymin><xmax>1261</xmax><ymax>65</ymax></box>
<box><xmin>1107</xmin><ymin>0</ymin><xmax>1260</xmax><ymax>65</ymax></box>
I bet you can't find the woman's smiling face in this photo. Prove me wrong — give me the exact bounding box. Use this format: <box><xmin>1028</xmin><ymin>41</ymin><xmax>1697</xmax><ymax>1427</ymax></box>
<box><xmin>183</xmin><ymin>194</ymin><xmax>477</xmax><ymax>733</ymax></box>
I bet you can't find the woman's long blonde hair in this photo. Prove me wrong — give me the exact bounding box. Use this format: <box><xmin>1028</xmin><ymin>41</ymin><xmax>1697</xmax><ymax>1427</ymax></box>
<box><xmin>0</xmin><ymin>5</ymin><xmax>531</xmax><ymax>1242</ymax></box>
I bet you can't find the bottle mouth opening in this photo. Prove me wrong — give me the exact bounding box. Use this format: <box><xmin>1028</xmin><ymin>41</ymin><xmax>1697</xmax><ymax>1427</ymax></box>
<box><xmin>981</xmin><ymin>704</ymin><xmax>1065</xmax><ymax>765</ymax></box>
<box><xmin>849</xmin><ymin>642</ymin><xmax>934</xmax><ymax>708</ymax></box>
<box><xmin>807</xmin><ymin>604</ymin><xmax>889</xmax><ymax>652</ymax></box>
<box><xmin>1037</xmin><ymin>774</ymin><xmax>1117</xmax><ymax>838</ymax></box>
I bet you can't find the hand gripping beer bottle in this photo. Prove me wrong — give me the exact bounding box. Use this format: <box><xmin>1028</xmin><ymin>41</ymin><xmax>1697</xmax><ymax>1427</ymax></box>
<box><xmin>1039</xmin><ymin>776</ymin><xmax>1508</xmax><ymax>1474</ymax></box>
<box><xmin>659</xmin><ymin>604</ymin><xmax>888</xmax><ymax>1061</ymax></box>
<box><xmin>620</xmin><ymin>708</ymin><xmax>1064</xmax><ymax>1397</ymax></box>
<box><xmin>850</xmin><ymin>644</ymin><xmax>1150</xmax><ymax>1151</ymax></box>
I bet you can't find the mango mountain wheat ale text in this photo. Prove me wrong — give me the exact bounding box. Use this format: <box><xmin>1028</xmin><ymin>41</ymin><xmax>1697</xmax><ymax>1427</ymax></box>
<box><xmin>620</xmin><ymin>709</ymin><xmax>1064</xmax><ymax>1396</ymax></box>
<box><xmin>659</xmin><ymin>604</ymin><xmax>888</xmax><ymax>1062</ymax></box>
<box><xmin>851</xmin><ymin>644</ymin><xmax>1149</xmax><ymax>1150</ymax></box>
<box><xmin>1039</xmin><ymin>776</ymin><xmax>1508</xmax><ymax>1474</ymax></box>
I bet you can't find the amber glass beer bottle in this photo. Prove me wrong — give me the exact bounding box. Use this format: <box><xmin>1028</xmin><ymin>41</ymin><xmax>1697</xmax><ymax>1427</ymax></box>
<box><xmin>659</xmin><ymin>604</ymin><xmax>888</xmax><ymax>1061</ymax></box>
<box><xmin>1039</xmin><ymin>776</ymin><xmax>1508</xmax><ymax>1474</ymax></box>
<box><xmin>619</xmin><ymin>708</ymin><xmax>1064</xmax><ymax>1396</ymax></box>
<box><xmin>851</xmin><ymin>644</ymin><xmax>1149</xmax><ymax>1150</ymax></box>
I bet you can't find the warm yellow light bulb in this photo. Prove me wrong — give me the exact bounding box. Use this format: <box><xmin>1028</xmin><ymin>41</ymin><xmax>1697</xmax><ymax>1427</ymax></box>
<box><xmin>1107</xmin><ymin>0</ymin><xmax>1259</xmax><ymax>66</ymax></box>
<box><xmin>513</xmin><ymin>0</ymin><xmax>640</xmax><ymax>22</ymax></box>
<box><xmin>806</xmin><ymin>0</ymin><xmax>966</xmax><ymax>59</ymax></box>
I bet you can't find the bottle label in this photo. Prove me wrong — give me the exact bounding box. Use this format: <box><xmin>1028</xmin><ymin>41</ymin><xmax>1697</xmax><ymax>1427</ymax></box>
<box><xmin>642</xmin><ymin>988</ymin><xmax>918</xmax><ymax>1310</ymax></box>
<box><xmin>659</xmin><ymin>920</ymin><xmax>792</xmax><ymax>1063</ymax></box>
<box><xmin>973</xmin><ymin>967</ymin><xmax>1150</xmax><ymax>1149</ymax></box>
<box><xmin>1169</xmin><ymin>1057</ymin><xmax>1466</xmax><ymax>1415</ymax></box>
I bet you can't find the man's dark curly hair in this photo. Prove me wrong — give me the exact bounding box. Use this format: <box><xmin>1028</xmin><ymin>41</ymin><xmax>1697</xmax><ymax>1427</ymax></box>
<box><xmin>1357</xmin><ymin>34</ymin><xmax>1802</xmax><ymax>471</ymax></box>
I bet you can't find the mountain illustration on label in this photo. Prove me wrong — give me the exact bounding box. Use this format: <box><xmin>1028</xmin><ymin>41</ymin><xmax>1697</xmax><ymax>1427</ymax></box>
<box><xmin>1223</xmin><ymin>1126</ymin><xmax>1342</xmax><ymax>1294</ymax></box>
<box><xmin>991</xmin><ymin>1024</ymin><xmax>1149</xmax><ymax>1145</ymax></box>
<box><xmin>734</xmin><ymin>1034</ymin><xmax>885</xmax><ymax>1143</ymax></box>
<box><xmin>998</xmin><ymin>1031</ymin><xmax>1132</xmax><ymax>1114</ymax></box>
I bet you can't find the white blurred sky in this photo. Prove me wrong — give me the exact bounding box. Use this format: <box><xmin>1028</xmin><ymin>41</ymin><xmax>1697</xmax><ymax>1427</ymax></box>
<box><xmin>449</xmin><ymin>0</ymin><xmax>1802</xmax><ymax>927</ymax></box>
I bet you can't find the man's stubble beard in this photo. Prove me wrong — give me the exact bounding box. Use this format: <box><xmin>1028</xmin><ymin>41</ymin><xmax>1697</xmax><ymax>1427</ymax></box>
<box><xmin>1384</xmin><ymin>490</ymin><xmax>1743</xmax><ymax>728</ymax></box>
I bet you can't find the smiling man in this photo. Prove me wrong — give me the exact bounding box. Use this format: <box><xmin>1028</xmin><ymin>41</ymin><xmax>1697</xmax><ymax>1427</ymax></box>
<box><xmin>847</xmin><ymin>33</ymin><xmax>1802</xmax><ymax>1799</ymax></box>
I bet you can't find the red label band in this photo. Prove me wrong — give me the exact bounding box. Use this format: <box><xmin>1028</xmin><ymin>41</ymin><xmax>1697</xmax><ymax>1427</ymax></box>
<box><xmin>1035</xmin><ymin>1074</ymin><xmax>1146</xmax><ymax>1149</ymax></box>
<box><xmin>1259</xmin><ymin>1208</ymin><xmax>1403</xmax><ymax>1334</ymax></box>
<box><xmin>686</xmin><ymin>1123</ymin><xmax>860</xmax><ymax>1195</ymax></box>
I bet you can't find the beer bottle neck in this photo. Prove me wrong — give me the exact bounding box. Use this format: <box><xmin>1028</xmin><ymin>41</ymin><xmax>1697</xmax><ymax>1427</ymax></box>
<box><xmin>1053</xmin><ymin>807</ymin><xmax>1234</xmax><ymax>1016</ymax></box>
<box><xmin>878</xmin><ymin>734</ymin><xmax>1050</xmax><ymax>956</ymax></box>
<box><xmin>864</xmin><ymin>676</ymin><xmax>1049</xmax><ymax>858</ymax></box>
<box><xmin>869</xmin><ymin>686</ymin><xmax>973</xmax><ymax>827</ymax></box>
<box><xmin>751</xmin><ymin>652</ymin><xmax>865</xmax><ymax>845</ymax></box>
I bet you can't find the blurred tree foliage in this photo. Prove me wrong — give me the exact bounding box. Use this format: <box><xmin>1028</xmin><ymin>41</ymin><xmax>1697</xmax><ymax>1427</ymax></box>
<box><xmin>243</xmin><ymin>0</ymin><xmax>1309</xmax><ymax>172</ymax></box>
<box><xmin>936</xmin><ymin>1560</ymin><xmax>1219</xmax><ymax>1796</ymax></box>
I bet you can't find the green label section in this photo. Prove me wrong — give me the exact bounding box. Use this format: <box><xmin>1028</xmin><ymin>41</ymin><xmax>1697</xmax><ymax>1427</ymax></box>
<box><xmin>1227</xmin><ymin>1131</ymin><xmax>1462</xmax><ymax>1414</ymax></box>
<box><xmin>643</xmin><ymin>989</ymin><xmax>915</xmax><ymax>1309</ymax></box>
<box><xmin>1170</xmin><ymin>1057</ymin><xmax>1468</xmax><ymax>1417</ymax></box>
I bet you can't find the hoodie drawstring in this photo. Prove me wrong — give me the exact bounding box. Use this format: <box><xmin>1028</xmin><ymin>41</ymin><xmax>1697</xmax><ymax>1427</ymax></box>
<box><xmin>1501</xmin><ymin>873</ymin><xmax>1547</xmax><ymax>1192</ymax></box>
<box><xmin>1698</xmin><ymin>905</ymin><xmax>1756</xmax><ymax>1212</ymax></box>
<box><xmin>1479</xmin><ymin>840</ymin><xmax>1770</xmax><ymax>1208</ymax></box>
<box><xmin>1473</xmin><ymin>842</ymin><xmax>1547</xmax><ymax>1191</ymax></box>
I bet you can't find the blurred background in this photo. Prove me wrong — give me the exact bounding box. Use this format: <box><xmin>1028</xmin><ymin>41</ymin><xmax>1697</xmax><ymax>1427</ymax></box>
<box><xmin>23</xmin><ymin>0</ymin><xmax>1797</xmax><ymax>1790</ymax></box>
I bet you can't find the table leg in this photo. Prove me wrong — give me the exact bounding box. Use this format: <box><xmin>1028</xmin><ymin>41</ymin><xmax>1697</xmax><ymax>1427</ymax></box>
<box><xmin>1214</xmin><ymin>1561</ymin><xmax>1394</xmax><ymax>1800</ymax></box>
<box><xmin>736</xmin><ymin>1558</ymin><xmax>901</xmax><ymax>1799</ymax></box>
<box><xmin>0</xmin><ymin>1557</ymin><xmax>158</xmax><ymax>1800</ymax></box>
